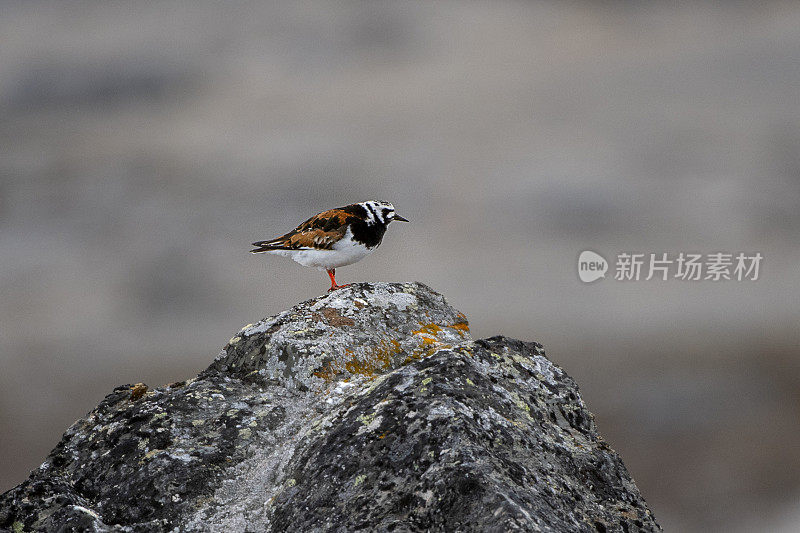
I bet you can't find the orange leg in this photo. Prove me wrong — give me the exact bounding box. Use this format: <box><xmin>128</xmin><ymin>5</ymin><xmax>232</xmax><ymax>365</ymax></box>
<box><xmin>326</xmin><ymin>269</ymin><xmax>350</xmax><ymax>292</ymax></box>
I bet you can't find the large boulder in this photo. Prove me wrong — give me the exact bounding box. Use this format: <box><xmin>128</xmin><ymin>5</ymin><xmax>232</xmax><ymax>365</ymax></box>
<box><xmin>0</xmin><ymin>282</ymin><xmax>660</xmax><ymax>532</ymax></box>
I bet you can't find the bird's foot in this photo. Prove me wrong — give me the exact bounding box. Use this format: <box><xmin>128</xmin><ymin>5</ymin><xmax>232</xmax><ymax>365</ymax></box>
<box><xmin>325</xmin><ymin>269</ymin><xmax>350</xmax><ymax>292</ymax></box>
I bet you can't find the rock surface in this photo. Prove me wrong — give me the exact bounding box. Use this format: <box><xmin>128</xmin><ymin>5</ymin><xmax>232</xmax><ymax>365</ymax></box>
<box><xmin>0</xmin><ymin>282</ymin><xmax>660</xmax><ymax>532</ymax></box>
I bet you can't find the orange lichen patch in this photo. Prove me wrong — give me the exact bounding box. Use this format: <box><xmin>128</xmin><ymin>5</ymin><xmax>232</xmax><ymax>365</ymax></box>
<box><xmin>129</xmin><ymin>383</ymin><xmax>148</xmax><ymax>401</ymax></box>
<box><xmin>450</xmin><ymin>321</ymin><xmax>470</xmax><ymax>334</ymax></box>
<box><xmin>413</xmin><ymin>323</ymin><xmax>443</xmax><ymax>337</ymax></box>
<box><xmin>405</xmin><ymin>322</ymin><xmax>462</xmax><ymax>364</ymax></box>
<box><xmin>403</xmin><ymin>352</ymin><xmax>421</xmax><ymax>364</ymax></box>
<box><xmin>403</xmin><ymin>344</ymin><xmax>451</xmax><ymax>365</ymax></box>
<box><xmin>344</xmin><ymin>355</ymin><xmax>379</xmax><ymax>377</ymax></box>
<box><xmin>414</xmin><ymin>321</ymin><xmax>469</xmax><ymax>339</ymax></box>
<box><xmin>378</xmin><ymin>433</ymin><xmax>387</xmax><ymax>439</ymax></box>
<box><xmin>314</xmin><ymin>340</ymin><xmax>403</xmax><ymax>382</ymax></box>
<box><xmin>313</xmin><ymin>362</ymin><xmax>336</xmax><ymax>382</ymax></box>
<box><xmin>344</xmin><ymin>340</ymin><xmax>400</xmax><ymax>377</ymax></box>
<box><xmin>386</xmin><ymin>339</ymin><xmax>402</xmax><ymax>355</ymax></box>
<box><xmin>321</xmin><ymin>307</ymin><xmax>355</xmax><ymax>327</ymax></box>
<box><xmin>412</xmin><ymin>323</ymin><xmax>443</xmax><ymax>346</ymax></box>
<box><xmin>426</xmin><ymin>345</ymin><xmax>449</xmax><ymax>357</ymax></box>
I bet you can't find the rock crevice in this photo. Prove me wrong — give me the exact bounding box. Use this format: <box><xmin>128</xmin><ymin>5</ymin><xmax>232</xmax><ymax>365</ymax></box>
<box><xmin>0</xmin><ymin>282</ymin><xmax>660</xmax><ymax>532</ymax></box>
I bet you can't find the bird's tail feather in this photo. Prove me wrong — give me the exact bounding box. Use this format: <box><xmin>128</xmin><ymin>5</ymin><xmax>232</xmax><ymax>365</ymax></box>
<box><xmin>250</xmin><ymin>240</ymin><xmax>292</xmax><ymax>253</ymax></box>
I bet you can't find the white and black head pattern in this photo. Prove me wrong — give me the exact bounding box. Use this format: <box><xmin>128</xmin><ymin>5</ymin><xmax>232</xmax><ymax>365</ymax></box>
<box><xmin>343</xmin><ymin>201</ymin><xmax>406</xmax><ymax>248</ymax></box>
<box><xmin>359</xmin><ymin>201</ymin><xmax>401</xmax><ymax>226</ymax></box>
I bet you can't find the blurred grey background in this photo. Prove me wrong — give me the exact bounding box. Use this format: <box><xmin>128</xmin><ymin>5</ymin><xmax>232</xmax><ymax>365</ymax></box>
<box><xmin>1</xmin><ymin>1</ymin><xmax>799</xmax><ymax>531</ymax></box>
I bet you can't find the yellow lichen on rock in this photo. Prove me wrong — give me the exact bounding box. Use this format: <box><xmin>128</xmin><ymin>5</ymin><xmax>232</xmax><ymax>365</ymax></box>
<box><xmin>129</xmin><ymin>383</ymin><xmax>148</xmax><ymax>401</ymax></box>
<box><xmin>314</xmin><ymin>339</ymin><xmax>403</xmax><ymax>383</ymax></box>
<box><xmin>450</xmin><ymin>321</ymin><xmax>470</xmax><ymax>334</ymax></box>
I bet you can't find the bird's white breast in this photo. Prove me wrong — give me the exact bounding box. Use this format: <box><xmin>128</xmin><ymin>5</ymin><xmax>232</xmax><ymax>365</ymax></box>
<box><xmin>269</xmin><ymin>228</ymin><xmax>374</xmax><ymax>270</ymax></box>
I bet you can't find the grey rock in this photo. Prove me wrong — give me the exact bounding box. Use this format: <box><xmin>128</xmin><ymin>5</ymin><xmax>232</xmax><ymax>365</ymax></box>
<box><xmin>0</xmin><ymin>282</ymin><xmax>660</xmax><ymax>532</ymax></box>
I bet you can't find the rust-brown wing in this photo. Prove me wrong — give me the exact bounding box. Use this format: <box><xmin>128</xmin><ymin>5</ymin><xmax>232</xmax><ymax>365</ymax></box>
<box><xmin>250</xmin><ymin>208</ymin><xmax>359</xmax><ymax>252</ymax></box>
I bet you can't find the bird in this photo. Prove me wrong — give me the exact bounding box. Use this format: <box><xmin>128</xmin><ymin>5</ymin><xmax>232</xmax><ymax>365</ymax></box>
<box><xmin>250</xmin><ymin>201</ymin><xmax>409</xmax><ymax>291</ymax></box>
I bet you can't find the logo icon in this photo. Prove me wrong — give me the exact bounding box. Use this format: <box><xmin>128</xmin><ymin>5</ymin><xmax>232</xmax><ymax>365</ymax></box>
<box><xmin>578</xmin><ymin>251</ymin><xmax>608</xmax><ymax>283</ymax></box>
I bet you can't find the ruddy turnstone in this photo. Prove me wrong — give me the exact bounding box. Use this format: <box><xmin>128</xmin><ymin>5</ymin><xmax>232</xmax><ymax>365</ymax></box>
<box><xmin>250</xmin><ymin>201</ymin><xmax>408</xmax><ymax>291</ymax></box>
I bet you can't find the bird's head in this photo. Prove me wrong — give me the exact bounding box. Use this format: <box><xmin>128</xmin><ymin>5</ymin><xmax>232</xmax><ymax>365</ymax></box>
<box><xmin>361</xmin><ymin>200</ymin><xmax>409</xmax><ymax>225</ymax></box>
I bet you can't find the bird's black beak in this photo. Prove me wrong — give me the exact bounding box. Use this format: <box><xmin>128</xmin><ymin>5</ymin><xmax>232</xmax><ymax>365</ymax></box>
<box><xmin>393</xmin><ymin>214</ymin><xmax>409</xmax><ymax>222</ymax></box>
